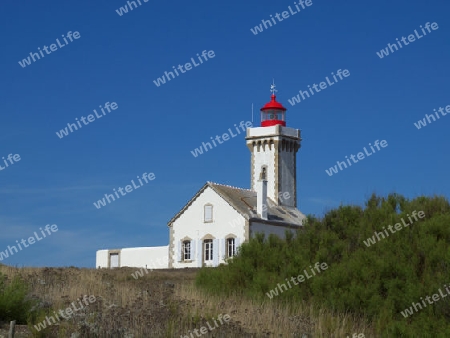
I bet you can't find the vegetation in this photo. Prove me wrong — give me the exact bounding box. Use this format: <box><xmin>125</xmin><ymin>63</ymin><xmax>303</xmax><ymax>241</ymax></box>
<box><xmin>0</xmin><ymin>270</ymin><xmax>39</xmax><ymax>324</ymax></box>
<box><xmin>0</xmin><ymin>265</ymin><xmax>368</xmax><ymax>337</ymax></box>
<box><xmin>0</xmin><ymin>266</ymin><xmax>200</xmax><ymax>337</ymax></box>
<box><xmin>196</xmin><ymin>193</ymin><xmax>450</xmax><ymax>337</ymax></box>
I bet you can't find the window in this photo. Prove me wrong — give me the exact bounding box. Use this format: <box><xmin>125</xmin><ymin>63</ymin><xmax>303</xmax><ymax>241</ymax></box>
<box><xmin>227</xmin><ymin>238</ymin><xmax>236</xmax><ymax>258</ymax></box>
<box><xmin>182</xmin><ymin>241</ymin><xmax>191</xmax><ymax>260</ymax></box>
<box><xmin>260</xmin><ymin>166</ymin><xmax>267</xmax><ymax>180</ymax></box>
<box><xmin>204</xmin><ymin>239</ymin><xmax>213</xmax><ymax>261</ymax></box>
<box><xmin>204</xmin><ymin>204</ymin><xmax>213</xmax><ymax>222</ymax></box>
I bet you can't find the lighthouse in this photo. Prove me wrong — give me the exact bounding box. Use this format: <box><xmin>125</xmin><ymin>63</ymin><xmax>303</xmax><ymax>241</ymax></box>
<box><xmin>97</xmin><ymin>83</ymin><xmax>306</xmax><ymax>270</ymax></box>
<box><xmin>246</xmin><ymin>83</ymin><xmax>302</xmax><ymax>208</ymax></box>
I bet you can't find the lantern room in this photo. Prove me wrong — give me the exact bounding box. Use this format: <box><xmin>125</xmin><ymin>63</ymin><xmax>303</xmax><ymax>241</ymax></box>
<box><xmin>260</xmin><ymin>84</ymin><xmax>287</xmax><ymax>127</ymax></box>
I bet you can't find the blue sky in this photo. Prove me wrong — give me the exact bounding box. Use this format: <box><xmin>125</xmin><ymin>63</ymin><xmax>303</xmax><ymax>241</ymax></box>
<box><xmin>1</xmin><ymin>0</ymin><xmax>449</xmax><ymax>267</ymax></box>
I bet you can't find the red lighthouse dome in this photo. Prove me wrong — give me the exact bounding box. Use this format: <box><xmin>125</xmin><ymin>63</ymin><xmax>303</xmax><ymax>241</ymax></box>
<box><xmin>260</xmin><ymin>83</ymin><xmax>287</xmax><ymax>127</ymax></box>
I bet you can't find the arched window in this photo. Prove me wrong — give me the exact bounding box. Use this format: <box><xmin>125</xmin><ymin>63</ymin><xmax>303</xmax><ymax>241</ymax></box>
<box><xmin>182</xmin><ymin>240</ymin><xmax>191</xmax><ymax>260</ymax></box>
<box><xmin>204</xmin><ymin>204</ymin><xmax>213</xmax><ymax>222</ymax></box>
<box><xmin>204</xmin><ymin>239</ymin><xmax>213</xmax><ymax>261</ymax></box>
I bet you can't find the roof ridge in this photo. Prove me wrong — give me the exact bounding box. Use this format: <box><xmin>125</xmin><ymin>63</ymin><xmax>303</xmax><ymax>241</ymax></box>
<box><xmin>207</xmin><ymin>181</ymin><xmax>253</xmax><ymax>192</ymax></box>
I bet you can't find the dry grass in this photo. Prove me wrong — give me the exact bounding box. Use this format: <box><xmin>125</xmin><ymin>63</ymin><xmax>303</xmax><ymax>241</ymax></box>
<box><xmin>0</xmin><ymin>265</ymin><xmax>199</xmax><ymax>337</ymax></box>
<box><xmin>175</xmin><ymin>282</ymin><xmax>377</xmax><ymax>337</ymax></box>
<box><xmin>0</xmin><ymin>265</ymin><xmax>194</xmax><ymax>309</ymax></box>
<box><xmin>0</xmin><ymin>265</ymin><xmax>376</xmax><ymax>337</ymax></box>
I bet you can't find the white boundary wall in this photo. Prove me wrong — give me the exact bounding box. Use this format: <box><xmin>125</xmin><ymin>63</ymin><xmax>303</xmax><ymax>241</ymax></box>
<box><xmin>96</xmin><ymin>246</ymin><xmax>168</xmax><ymax>269</ymax></box>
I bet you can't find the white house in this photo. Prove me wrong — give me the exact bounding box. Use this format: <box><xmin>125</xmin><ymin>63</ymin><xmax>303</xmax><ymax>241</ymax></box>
<box><xmin>96</xmin><ymin>85</ymin><xmax>306</xmax><ymax>269</ymax></box>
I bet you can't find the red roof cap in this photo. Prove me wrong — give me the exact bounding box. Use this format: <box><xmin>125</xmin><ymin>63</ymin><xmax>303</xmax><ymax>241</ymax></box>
<box><xmin>260</xmin><ymin>94</ymin><xmax>287</xmax><ymax>111</ymax></box>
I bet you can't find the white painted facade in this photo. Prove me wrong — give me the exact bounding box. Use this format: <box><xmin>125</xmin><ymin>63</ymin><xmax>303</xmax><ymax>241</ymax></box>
<box><xmin>96</xmin><ymin>246</ymin><xmax>168</xmax><ymax>269</ymax></box>
<box><xmin>169</xmin><ymin>186</ymin><xmax>245</xmax><ymax>268</ymax></box>
<box><xmin>250</xmin><ymin>222</ymin><xmax>296</xmax><ymax>239</ymax></box>
<box><xmin>96</xmin><ymin>250</ymin><xmax>109</xmax><ymax>268</ymax></box>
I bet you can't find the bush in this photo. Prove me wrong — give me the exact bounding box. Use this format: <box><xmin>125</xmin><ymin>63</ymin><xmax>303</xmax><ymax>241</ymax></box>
<box><xmin>0</xmin><ymin>272</ymin><xmax>38</xmax><ymax>324</ymax></box>
<box><xmin>196</xmin><ymin>193</ymin><xmax>450</xmax><ymax>336</ymax></box>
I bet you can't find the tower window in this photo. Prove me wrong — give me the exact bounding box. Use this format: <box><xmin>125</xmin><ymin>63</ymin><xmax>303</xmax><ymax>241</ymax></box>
<box><xmin>260</xmin><ymin>166</ymin><xmax>267</xmax><ymax>180</ymax></box>
<box><xmin>204</xmin><ymin>204</ymin><xmax>213</xmax><ymax>222</ymax></box>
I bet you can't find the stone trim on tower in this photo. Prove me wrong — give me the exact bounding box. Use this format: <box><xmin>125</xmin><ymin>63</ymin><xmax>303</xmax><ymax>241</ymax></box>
<box><xmin>274</xmin><ymin>139</ymin><xmax>280</xmax><ymax>204</ymax></box>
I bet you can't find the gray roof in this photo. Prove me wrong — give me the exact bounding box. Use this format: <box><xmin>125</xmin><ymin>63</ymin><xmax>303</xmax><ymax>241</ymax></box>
<box><xmin>167</xmin><ymin>181</ymin><xmax>306</xmax><ymax>227</ymax></box>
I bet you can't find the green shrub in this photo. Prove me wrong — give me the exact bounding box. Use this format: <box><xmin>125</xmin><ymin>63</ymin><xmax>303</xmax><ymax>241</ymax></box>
<box><xmin>0</xmin><ymin>272</ymin><xmax>39</xmax><ymax>324</ymax></box>
<box><xmin>196</xmin><ymin>193</ymin><xmax>450</xmax><ymax>336</ymax></box>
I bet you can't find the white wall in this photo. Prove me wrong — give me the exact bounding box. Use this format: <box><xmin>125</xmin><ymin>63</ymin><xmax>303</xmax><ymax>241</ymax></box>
<box><xmin>96</xmin><ymin>250</ymin><xmax>109</xmax><ymax>268</ymax></box>
<box><xmin>171</xmin><ymin>186</ymin><xmax>245</xmax><ymax>268</ymax></box>
<box><xmin>251</xmin><ymin>140</ymin><xmax>276</xmax><ymax>203</ymax></box>
<box><xmin>279</xmin><ymin>149</ymin><xmax>296</xmax><ymax>207</ymax></box>
<box><xmin>248</xmin><ymin>126</ymin><xmax>298</xmax><ymax>138</ymax></box>
<box><xmin>250</xmin><ymin>222</ymin><xmax>299</xmax><ymax>239</ymax></box>
<box><xmin>95</xmin><ymin>246</ymin><xmax>168</xmax><ymax>269</ymax></box>
<box><xmin>120</xmin><ymin>246</ymin><xmax>168</xmax><ymax>269</ymax></box>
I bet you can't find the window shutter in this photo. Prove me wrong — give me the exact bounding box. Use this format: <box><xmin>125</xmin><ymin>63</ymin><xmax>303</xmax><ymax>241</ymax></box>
<box><xmin>190</xmin><ymin>240</ymin><xmax>195</xmax><ymax>260</ymax></box>
<box><xmin>196</xmin><ymin>239</ymin><xmax>203</xmax><ymax>267</ymax></box>
<box><xmin>220</xmin><ymin>238</ymin><xmax>226</xmax><ymax>260</ymax></box>
<box><xmin>213</xmin><ymin>239</ymin><xmax>219</xmax><ymax>266</ymax></box>
<box><xmin>235</xmin><ymin>237</ymin><xmax>241</xmax><ymax>255</ymax></box>
<box><xmin>177</xmin><ymin>241</ymin><xmax>182</xmax><ymax>262</ymax></box>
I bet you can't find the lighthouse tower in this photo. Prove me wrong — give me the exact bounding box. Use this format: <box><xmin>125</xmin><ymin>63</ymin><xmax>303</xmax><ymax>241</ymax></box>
<box><xmin>246</xmin><ymin>83</ymin><xmax>301</xmax><ymax>208</ymax></box>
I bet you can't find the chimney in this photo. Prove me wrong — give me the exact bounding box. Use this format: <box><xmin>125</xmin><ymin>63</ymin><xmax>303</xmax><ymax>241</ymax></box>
<box><xmin>257</xmin><ymin>168</ymin><xmax>268</xmax><ymax>220</ymax></box>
